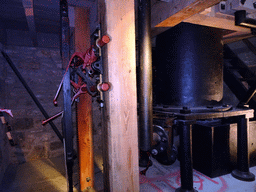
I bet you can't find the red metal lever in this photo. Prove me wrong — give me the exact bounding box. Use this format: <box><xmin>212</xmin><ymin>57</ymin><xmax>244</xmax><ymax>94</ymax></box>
<box><xmin>97</xmin><ymin>35</ymin><xmax>110</xmax><ymax>47</ymax></box>
<box><xmin>0</xmin><ymin>109</ymin><xmax>13</xmax><ymax>117</ymax></box>
<box><xmin>42</xmin><ymin>111</ymin><xmax>63</xmax><ymax>125</ymax></box>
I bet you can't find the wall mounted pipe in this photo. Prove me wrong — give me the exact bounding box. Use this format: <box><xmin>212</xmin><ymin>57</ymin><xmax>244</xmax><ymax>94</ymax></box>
<box><xmin>138</xmin><ymin>0</ymin><xmax>153</xmax><ymax>159</ymax></box>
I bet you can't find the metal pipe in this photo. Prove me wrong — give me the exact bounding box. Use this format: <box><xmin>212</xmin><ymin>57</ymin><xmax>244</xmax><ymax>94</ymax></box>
<box><xmin>176</xmin><ymin>121</ymin><xmax>195</xmax><ymax>192</ymax></box>
<box><xmin>231</xmin><ymin>116</ymin><xmax>255</xmax><ymax>181</ymax></box>
<box><xmin>138</xmin><ymin>0</ymin><xmax>153</xmax><ymax>153</ymax></box>
<box><xmin>1</xmin><ymin>51</ymin><xmax>63</xmax><ymax>142</ymax></box>
<box><xmin>60</xmin><ymin>0</ymin><xmax>74</xmax><ymax>191</ymax></box>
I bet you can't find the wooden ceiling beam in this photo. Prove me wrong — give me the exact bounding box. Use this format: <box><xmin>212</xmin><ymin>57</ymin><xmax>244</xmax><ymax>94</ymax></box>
<box><xmin>22</xmin><ymin>0</ymin><xmax>38</xmax><ymax>47</ymax></box>
<box><xmin>223</xmin><ymin>31</ymin><xmax>254</xmax><ymax>44</ymax></box>
<box><xmin>184</xmin><ymin>13</ymin><xmax>251</xmax><ymax>33</ymax></box>
<box><xmin>152</xmin><ymin>0</ymin><xmax>223</xmax><ymax>28</ymax></box>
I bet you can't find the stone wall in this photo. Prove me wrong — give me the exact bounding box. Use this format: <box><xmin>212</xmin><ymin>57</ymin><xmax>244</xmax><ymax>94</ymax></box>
<box><xmin>0</xmin><ymin>46</ymin><xmax>66</xmax><ymax>164</ymax></box>
<box><xmin>0</xmin><ymin>117</ymin><xmax>10</xmax><ymax>184</ymax></box>
<box><xmin>0</xmin><ymin>43</ymin><xmax>10</xmax><ymax>182</ymax></box>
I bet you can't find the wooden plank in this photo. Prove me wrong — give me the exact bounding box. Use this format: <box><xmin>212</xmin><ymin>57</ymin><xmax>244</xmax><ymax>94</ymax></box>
<box><xmin>102</xmin><ymin>0</ymin><xmax>139</xmax><ymax>191</ymax></box>
<box><xmin>223</xmin><ymin>31</ymin><xmax>253</xmax><ymax>44</ymax></box>
<box><xmin>22</xmin><ymin>0</ymin><xmax>38</xmax><ymax>47</ymax></box>
<box><xmin>74</xmin><ymin>7</ymin><xmax>94</xmax><ymax>191</ymax></box>
<box><xmin>151</xmin><ymin>0</ymin><xmax>222</xmax><ymax>27</ymax></box>
<box><xmin>184</xmin><ymin>13</ymin><xmax>251</xmax><ymax>32</ymax></box>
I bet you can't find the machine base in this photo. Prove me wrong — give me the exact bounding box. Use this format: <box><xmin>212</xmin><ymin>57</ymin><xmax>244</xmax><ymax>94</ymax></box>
<box><xmin>175</xmin><ymin>187</ymin><xmax>198</xmax><ymax>192</ymax></box>
<box><xmin>231</xmin><ymin>169</ymin><xmax>255</xmax><ymax>181</ymax></box>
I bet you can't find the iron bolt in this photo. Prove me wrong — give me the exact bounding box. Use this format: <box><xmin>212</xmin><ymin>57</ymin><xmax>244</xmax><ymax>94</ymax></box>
<box><xmin>151</xmin><ymin>149</ymin><xmax>158</xmax><ymax>155</ymax></box>
<box><xmin>86</xmin><ymin>177</ymin><xmax>91</xmax><ymax>182</ymax></box>
<box><xmin>97</xmin><ymin>82</ymin><xmax>110</xmax><ymax>92</ymax></box>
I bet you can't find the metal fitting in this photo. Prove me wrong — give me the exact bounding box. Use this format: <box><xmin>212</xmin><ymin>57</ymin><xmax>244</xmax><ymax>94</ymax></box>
<box><xmin>86</xmin><ymin>177</ymin><xmax>91</xmax><ymax>182</ymax></box>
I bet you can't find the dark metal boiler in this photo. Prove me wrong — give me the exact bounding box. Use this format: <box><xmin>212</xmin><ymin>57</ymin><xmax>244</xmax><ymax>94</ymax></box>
<box><xmin>152</xmin><ymin>22</ymin><xmax>255</xmax><ymax>192</ymax></box>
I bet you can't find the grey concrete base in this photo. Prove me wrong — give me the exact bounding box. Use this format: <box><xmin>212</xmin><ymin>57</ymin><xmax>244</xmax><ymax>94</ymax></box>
<box><xmin>2</xmin><ymin>156</ymin><xmax>256</xmax><ymax>192</ymax></box>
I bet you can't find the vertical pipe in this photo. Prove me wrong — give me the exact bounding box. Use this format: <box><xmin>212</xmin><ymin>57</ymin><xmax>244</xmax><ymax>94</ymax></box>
<box><xmin>60</xmin><ymin>0</ymin><xmax>74</xmax><ymax>191</ymax></box>
<box><xmin>176</xmin><ymin>121</ymin><xmax>194</xmax><ymax>192</ymax></box>
<box><xmin>138</xmin><ymin>0</ymin><xmax>153</xmax><ymax>159</ymax></box>
<box><xmin>237</xmin><ymin>116</ymin><xmax>249</xmax><ymax>172</ymax></box>
<box><xmin>232</xmin><ymin>116</ymin><xmax>255</xmax><ymax>181</ymax></box>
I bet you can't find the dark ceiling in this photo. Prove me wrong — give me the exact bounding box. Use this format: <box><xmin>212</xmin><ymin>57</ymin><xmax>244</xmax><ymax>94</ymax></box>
<box><xmin>0</xmin><ymin>0</ymin><xmax>96</xmax><ymax>48</ymax></box>
<box><xmin>1</xmin><ymin>0</ymin><xmax>60</xmax><ymax>32</ymax></box>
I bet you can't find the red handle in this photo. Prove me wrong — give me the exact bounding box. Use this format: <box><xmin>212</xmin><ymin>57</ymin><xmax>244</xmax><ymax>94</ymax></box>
<box><xmin>97</xmin><ymin>35</ymin><xmax>110</xmax><ymax>47</ymax></box>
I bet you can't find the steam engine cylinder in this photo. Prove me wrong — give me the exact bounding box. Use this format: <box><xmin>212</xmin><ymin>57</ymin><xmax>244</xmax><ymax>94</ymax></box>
<box><xmin>154</xmin><ymin>23</ymin><xmax>223</xmax><ymax>107</ymax></box>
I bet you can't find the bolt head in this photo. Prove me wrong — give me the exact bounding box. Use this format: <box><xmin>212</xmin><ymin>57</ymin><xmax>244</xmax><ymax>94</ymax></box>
<box><xmin>151</xmin><ymin>149</ymin><xmax>158</xmax><ymax>155</ymax></box>
<box><xmin>98</xmin><ymin>83</ymin><xmax>110</xmax><ymax>92</ymax></box>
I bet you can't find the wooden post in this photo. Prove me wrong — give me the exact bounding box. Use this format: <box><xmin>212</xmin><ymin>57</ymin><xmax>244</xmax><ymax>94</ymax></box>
<box><xmin>74</xmin><ymin>7</ymin><xmax>94</xmax><ymax>191</ymax></box>
<box><xmin>102</xmin><ymin>0</ymin><xmax>139</xmax><ymax>191</ymax></box>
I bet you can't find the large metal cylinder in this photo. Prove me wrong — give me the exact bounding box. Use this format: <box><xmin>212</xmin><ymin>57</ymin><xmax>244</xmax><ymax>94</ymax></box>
<box><xmin>153</xmin><ymin>23</ymin><xmax>223</xmax><ymax>107</ymax></box>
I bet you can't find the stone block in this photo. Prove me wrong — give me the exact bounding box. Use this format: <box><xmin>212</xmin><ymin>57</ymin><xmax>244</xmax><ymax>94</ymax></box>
<box><xmin>27</xmin><ymin>145</ymin><xmax>46</xmax><ymax>161</ymax></box>
<box><xmin>13</xmin><ymin>118</ymin><xmax>34</xmax><ymax>130</ymax></box>
<box><xmin>50</xmin><ymin>141</ymin><xmax>63</xmax><ymax>151</ymax></box>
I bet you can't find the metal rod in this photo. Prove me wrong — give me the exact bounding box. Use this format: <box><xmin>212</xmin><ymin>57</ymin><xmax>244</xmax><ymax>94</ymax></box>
<box><xmin>138</xmin><ymin>0</ymin><xmax>153</xmax><ymax>153</ymax></box>
<box><xmin>239</xmin><ymin>81</ymin><xmax>256</xmax><ymax>106</ymax></box>
<box><xmin>231</xmin><ymin>116</ymin><xmax>255</xmax><ymax>181</ymax></box>
<box><xmin>42</xmin><ymin>111</ymin><xmax>63</xmax><ymax>125</ymax></box>
<box><xmin>60</xmin><ymin>0</ymin><xmax>73</xmax><ymax>191</ymax></box>
<box><xmin>1</xmin><ymin>51</ymin><xmax>63</xmax><ymax>142</ymax></box>
<box><xmin>176</xmin><ymin>121</ymin><xmax>194</xmax><ymax>192</ymax></box>
<box><xmin>237</xmin><ymin>116</ymin><xmax>249</xmax><ymax>172</ymax></box>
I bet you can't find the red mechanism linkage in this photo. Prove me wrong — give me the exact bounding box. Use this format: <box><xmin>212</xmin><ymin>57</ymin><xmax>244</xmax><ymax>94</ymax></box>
<box><xmin>70</xmin><ymin>80</ymin><xmax>88</xmax><ymax>103</ymax></box>
<box><xmin>43</xmin><ymin>35</ymin><xmax>110</xmax><ymax>126</ymax></box>
<box><xmin>53</xmin><ymin>35</ymin><xmax>110</xmax><ymax>106</ymax></box>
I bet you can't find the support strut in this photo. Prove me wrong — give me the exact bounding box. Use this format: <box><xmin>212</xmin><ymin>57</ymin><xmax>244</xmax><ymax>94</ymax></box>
<box><xmin>175</xmin><ymin>120</ymin><xmax>197</xmax><ymax>192</ymax></box>
<box><xmin>138</xmin><ymin>0</ymin><xmax>153</xmax><ymax>167</ymax></box>
<box><xmin>1</xmin><ymin>51</ymin><xmax>63</xmax><ymax>142</ymax></box>
<box><xmin>60</xmin><ymin>0</ymin><xmax>74</xmax><ymax>191</ymax></box>
<box><xmin>232</xmin><ymin>116</ymin><xmax>255</xmax><ymax>181</ymax></box>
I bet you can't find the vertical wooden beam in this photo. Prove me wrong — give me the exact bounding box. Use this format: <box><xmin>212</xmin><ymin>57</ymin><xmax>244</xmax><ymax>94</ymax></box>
<box><xmin>103</xmin><ymin>0</ymin><xmax>139</xmax><ymax>191</ymax></box>
<box><xmin>74</xmin><ymin>7</ymin><xmax>94</xmax><ymax>191</ymax></box>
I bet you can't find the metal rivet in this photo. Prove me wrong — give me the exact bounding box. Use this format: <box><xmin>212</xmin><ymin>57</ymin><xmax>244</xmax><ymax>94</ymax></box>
<box><xmin>86</xmin><ymin>177</ymin><xmax>91</xmax><ymax>182</ymax></box>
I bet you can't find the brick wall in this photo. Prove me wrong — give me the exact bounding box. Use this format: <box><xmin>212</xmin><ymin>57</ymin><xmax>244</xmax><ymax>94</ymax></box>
<box><xmin>0</xmin><ymin>46</ymin><xmax>66</xmax><ymax>164</ymax></box>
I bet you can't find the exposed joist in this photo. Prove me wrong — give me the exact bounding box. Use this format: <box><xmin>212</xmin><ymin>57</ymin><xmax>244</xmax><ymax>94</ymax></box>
<box><xmin>223</xmin><ymin>31</ymin><xmax>253</xmax><ymax>44</ymax></box>
<box><xmin>151</xmin><ymin>0</ymin><xmax>223</xmax><ymax>28</ymax></box>
<box><xmin>22</xmin><ymin>0</ymin><xmax>38</xmax><ymax>47</ymax></box>
<box><xmin>243</xmin><ymin>39</ymin><xmax>256</xmax><ymax>56</ymax></box>
<box><xmin>184</xmin><ymin>13</ymin><xmax>251</xmax><ymax>33</ymax></box>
